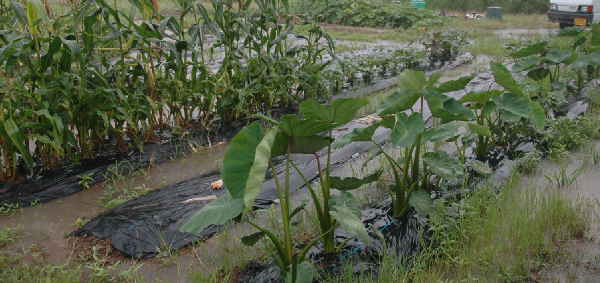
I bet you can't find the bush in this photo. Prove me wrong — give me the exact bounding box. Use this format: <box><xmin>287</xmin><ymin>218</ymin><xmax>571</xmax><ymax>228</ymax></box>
<box><xmin>428</xmin><ymin>0</ymin><xmax>550</xmax><ymax>14</ymax></box>
<box><xmin>298</xmin><ymin>0</ymin><xmax>443</xmax><ymax>29</ymax></box>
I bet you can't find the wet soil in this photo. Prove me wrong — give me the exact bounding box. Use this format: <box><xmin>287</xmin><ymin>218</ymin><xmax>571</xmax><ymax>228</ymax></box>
<box><xmin>523</xmin><ymin>141</ymin><xmax>600</xmax><ymax>282</ymax></box>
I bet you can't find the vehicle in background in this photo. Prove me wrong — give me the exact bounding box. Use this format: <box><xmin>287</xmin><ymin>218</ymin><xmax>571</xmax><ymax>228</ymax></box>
<box><xmin>548</xmin><ymin>0</ymin><xmax>600</xmax><ymax>28</ymax></box>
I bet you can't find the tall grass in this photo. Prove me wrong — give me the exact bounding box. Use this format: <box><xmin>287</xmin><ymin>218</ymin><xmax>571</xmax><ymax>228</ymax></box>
<box><xmin>327</xmin><ymin>176</ymin><xmax>589</xmax><ymax>282</ymax></box>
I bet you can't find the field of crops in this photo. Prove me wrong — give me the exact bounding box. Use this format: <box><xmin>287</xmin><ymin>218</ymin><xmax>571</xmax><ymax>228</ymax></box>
<box><xmin>2</xmin><ymin>0</ymin><xmax>600</xmax><ymax>282</ymax></box>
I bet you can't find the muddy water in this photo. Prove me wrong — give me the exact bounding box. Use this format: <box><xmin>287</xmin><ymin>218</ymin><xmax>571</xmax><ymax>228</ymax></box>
<box><xmin>0</xmin><ymin>143</ymin><xmax>228</xmax><ymax>264</ymax></box>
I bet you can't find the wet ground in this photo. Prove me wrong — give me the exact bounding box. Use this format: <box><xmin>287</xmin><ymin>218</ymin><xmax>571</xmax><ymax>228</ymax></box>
<box><xmin>533</xmin><ymin>141</ymin><xmax>600</xmax><ymax>282</ymax></box>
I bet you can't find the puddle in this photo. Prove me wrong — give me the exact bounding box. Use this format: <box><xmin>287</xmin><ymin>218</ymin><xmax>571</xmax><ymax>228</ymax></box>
<box><xmin>0</xmin><ymin>143</ymin><xmax>228</xmax><ymax>264</ymax></box>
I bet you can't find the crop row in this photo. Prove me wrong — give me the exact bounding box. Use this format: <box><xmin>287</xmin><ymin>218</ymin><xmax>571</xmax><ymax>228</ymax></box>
<box><xmin>181</xmin><ymin>26</ymin><xmax>600</xmax><ymax>281</ymax></box>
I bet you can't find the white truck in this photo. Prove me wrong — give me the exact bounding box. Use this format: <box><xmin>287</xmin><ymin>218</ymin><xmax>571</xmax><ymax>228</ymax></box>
<box><xmin>548</xmin><ymin>0</ymin><xmax>600</xmax><ymax>28</ymax></box>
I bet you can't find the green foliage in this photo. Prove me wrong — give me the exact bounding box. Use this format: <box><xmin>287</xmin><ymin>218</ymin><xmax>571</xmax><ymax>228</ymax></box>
<box><xmin>300</xmin><ymin>0</ymin><xmax>442</xmax><ymax>29</ymax></box>
<box><xmin>516</xmin><ymin>151</ymin><xmax>542</xmax><ymax>175</ymax></box>
<box><xmin>0</xmin><ymin>0</ymin><xmax>335</xmax><ymax>183</ymax></box>
<box><xmin>182</xmin><ymin>97</ymin><xmax>377</xmax><ymax>282</ymax></box>
<box><xmin>428</xmin><ymin>0</ymin><xmax>551</xmax><ymax>14</ymax></box>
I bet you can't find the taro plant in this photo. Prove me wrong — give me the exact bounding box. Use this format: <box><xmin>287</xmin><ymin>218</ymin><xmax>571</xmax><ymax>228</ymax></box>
<box><xmin>335</xmin><ymin>70</ymin><xmax>484</xmax><ymax>218</ymax></box>
<box><xmin>181</xmin><ymin>97</ymin><xmax>379</xmax><ymax>282</ymax></box>
<box><xmin>460</xmin><ymin>63</ymin><xmax>546</xmax><ymax>162</ymax></box>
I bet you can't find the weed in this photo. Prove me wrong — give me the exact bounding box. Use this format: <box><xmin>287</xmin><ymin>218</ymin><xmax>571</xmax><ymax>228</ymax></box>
<box><xmin>78</xmin><ymin>173</ymin><xmax>95</xmax><ymax>190</ymax></box>
<box><xmin>545</xmin><ymin>165</ymin><xmax>585</xmax><ymax>189</ymax></box>
<box><xmin>516</xmin><ymin>151</ymin><xmax>542</xmax><ymax>175</ymax></box>
<box><xmin>0</xmin><ymin>227</ymin><xmax>19</xmax><ymax>247</ymax></box>
<box><xmin>0</xmin><ymin>203</ymin><xmax>20</xmax><ymax>216</ymax></box>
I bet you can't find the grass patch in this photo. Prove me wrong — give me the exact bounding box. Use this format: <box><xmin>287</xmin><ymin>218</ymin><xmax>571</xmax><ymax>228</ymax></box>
<box><xmin>0</xmin><ymin>227</ymin><xmax>19</xmax><ymax>248</ymax></box>
<box><xmin>450</xmin><ymin>14</ymin><xmax>557</xmax><ymax>30</ymax></box>
<box><xmin>328</xmin><ymin>175</ymin><xmax>589</xmax><ymax>282</ymax></box>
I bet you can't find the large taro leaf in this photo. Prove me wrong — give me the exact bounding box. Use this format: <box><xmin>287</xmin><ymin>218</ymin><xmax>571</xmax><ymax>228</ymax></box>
<box><xmin>222</xmin><ymin>123</ymin><xmax>277</xmax><ymax>209</ymax></box>
<box><xmin>331</xmin><ymin>192</ymin><xmax>370</xmax><ymax>244</ymax></box>
<box><xmin>423</xmin><ymin>121</ymin><xmax>462</xmax><ymax>143</ymax></box>
<box><xmin>271</xmin><ymin>133</ymin><xmax>333</xmax><ymax>156</ymax></box>
<box><xmin>527</xmin><ymin>67</ymin><xmax>550</xmax><ymax>81</ymax></box>
<box><xmin>379</xmin><ymin>70</ymin><xmax>428</xmax><ymax>115</ymax></box>
<box><xmin>529</xmin><ymin>101</ymin><xmax>546</xmax><ymax>130</ymax></box>
<box><xmin>491</xmin><ymin>63</ymin><xmax>523</xmax><ymax>96</ymax></box>
<box><xmin>468</xmin><ymin>123</ymin><xmax>491</xmax><ymax>137</ymax></box>
<box><xmin>570</xmin><ymin>51</ymin><xmax>600</xmax><ymax>69</ymax></box>
<box><xmin>436</xmin><ymin>76</ymin><xmax>473</xmax><ymax>93</ymax></box>
<box><xmin>425</xmin><ymin>91</ymin><xmax>474</xmax><ymax>122</ymax></box>
<box><xmin>329</xmin><ymin>170</ymin><xmax>382</xmax><ymax>191</ymax></box>
<box><xmin>545</xmin><ymin>49</ymin><xmax>573</xmax><ymax>64</ymax></box>
<box><xmin>300</xmin><ymin>98</ymin><xmax>368</xmax><ymax>127</ymax></box>
<box><xmin>440</xmin><ymin>98</ymin><xmax>475</xmax><ymax>122</ymax></box>
<box><xmin>180</xmin><ymin>195</ymin><xmax>244</xmax><ymax>235</ymax></box>
<box><xmin>459</xmin><ymin>90</ymin><xmax>503</xmax><ymax>105</ymax></box>
<box><xmin>379</xmin><ymin>90</ymin><xmax>421</xmax><ymax>115</ymax></box>
<box><xmin>409</xmin><ymin>190</ymin><xmax>434</xmax><ymax>216</ymax></box>
<box><xmin>333</xmin><ymin>123</ymin><xmax>379</xmax><ymax>149</ymax></box>
<box><xmin>512</xmin><ymin>56</ymin><xmax>542</xmax><ymax>72</ymax></box>
<box><xmin>494</xmin><ymin>92</ymin><xmax>531</xmax><ymax>118</ymax></box>
<box><xmin>391</xmin><ymin>113</ymin><xmax>425</xmax><ymax>148</ymax></box>
<box><xmin>511</xmin><ymin>41</ymin><xmax>548</xmax><ymax>58</ymax></box>
<box><xmin>279</xmin><ymin>114</ymin><xmax>331</xmax><ymax>137</ymax></box>
<box><xmin>423</xmin><ymin>152</ymin><xmax>464</xmax><ymax>183</ymax></box>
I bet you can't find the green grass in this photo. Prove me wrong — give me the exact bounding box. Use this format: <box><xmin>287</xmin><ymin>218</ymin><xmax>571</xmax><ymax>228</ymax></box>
<box><xmin>327</xmin><ymin>175</ymin><xmax>589</xmax><ymax>282</ymax></box>
<box><xmin>450</xmin><ymin>14</ymin><xmax>557</xmax><ymax>30</ymax></box>
<box><xmin>0</xmin><ymin>227</ymin><xmax>19</xmax><ymax>248</ymax></box>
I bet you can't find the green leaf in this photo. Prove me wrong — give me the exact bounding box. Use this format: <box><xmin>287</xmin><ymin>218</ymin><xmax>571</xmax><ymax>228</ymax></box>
<box><xmin>300</xmin><ymin>98</ymin><xmax>368</xmax><ymax>127</ymax></box>
<box><xmin>436</xmin><ymin>76</ymin><xmax>473</xmax><ymax>93</ymax></box>
<box><xmin>439</xmin><ymin>98</ymin><xmax>475</xmax><ymax>122</ymax></box>
<box><xmin>529</xmin><ymin>101</ymin><xmax>546</xmax><ymax>129</ymax></box>
<box><xmin>391</xmin><ymin>113</ymin><xmax>425</xmax><ymax>148</ymax></box>
<box><xmin>329</xmin><ymin>170</ymin><xmax>382</xmax><ymax>191</ymax></box>
<box><xmin>511</xmin><ymin>41</ymin><xmax>548</xmax><ymax>58</ymax></box>
<box><xmin>468</xmin><ymin>123</ymin><xmax>491</xmax><ymax>137</ymax></box>
<box><xmin>545</xmin><ymin>49</ymin><xmax>572</xmax><ymax>64</ymax></box>
<box><xmin>423</xmin><ymin>152</ymin><xmax>464</xmax><ymax>183</ymax></box>
<box><xmin>3</xmin><ymin>118</ymin><xmax>33</xmax><ymax>168</ymax></box>
<box><xmin>378</xmin><ymin>91</ymin><xmax>421</xmax><ymax>115</ymax></box>
<box><xmin>527</xmin><ymin>67</ymin><xmax>550</xmax><ymax>81</ymax></box>
<box><xmin>591</xmin><ymin>24</ymin><xmax>600</xmax><ymax>46</ymax></box>
<box><xmin>409</xmin><ymin>190</ymin><xmax>434</xmax><ymax>216</ymax></box>
<box><xmin>494</xmin><ymin>92</ymin><xmax>531</xmax><ymax>118</ymax></box>
<box><xmin>459</xmin><ymin>90</ymin><xmax>502</xmax><ymax>104</ymax></box>
<box><xmin>423</xmin><ymin>121</ymin><xmax>461</xmax><ymax>142</ymax></box>
<box><xmin>333</xmin><ymin>123</ymin><xmax>379</xmax><ymax>148</ymax></box>
<box><xmin>469</xmin><ymin>160</ymin><xmax>492</xmax><ymax>175</ymax></box>
<box><xmin>279</xmin><ymin>115</ymin><xmax>330</xmax><ymax>137</ymax></box>
<box><xmin>286</xmin><ymin>262</ymin><xmax>316</xmax><ymax>283</ymax></box>
<box><xmin>491</xmin><ymin>63</ymin><xmax>523</xmax><ymax>96</ymax></box>
<box><xmin>222</xmin><ymin>123</ymin><xmax>276</xmax><ymax>210</ymax></box>
<box><xmin>180</xmin><ymin>196</ymin><xmax>244</xmax><ymax>235</ymax></box>
<box><xmin>512</xmin><ymin>56</ymin><xmax>542</xmax><ymax>72</ymax></box>
<box><xmin>331</xmin><ymin>192</ymin><xmax>370</xmax><ymax>244</ymax></box>
<box><xmin>241</xmin><ymin>231</ymin><xmax>266</xmax><ymax>246</ymax></box>
<box><xmin>379</xmin><ymin>70</ymin><xmax>428</xmax><ymax>115</ymax></box>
